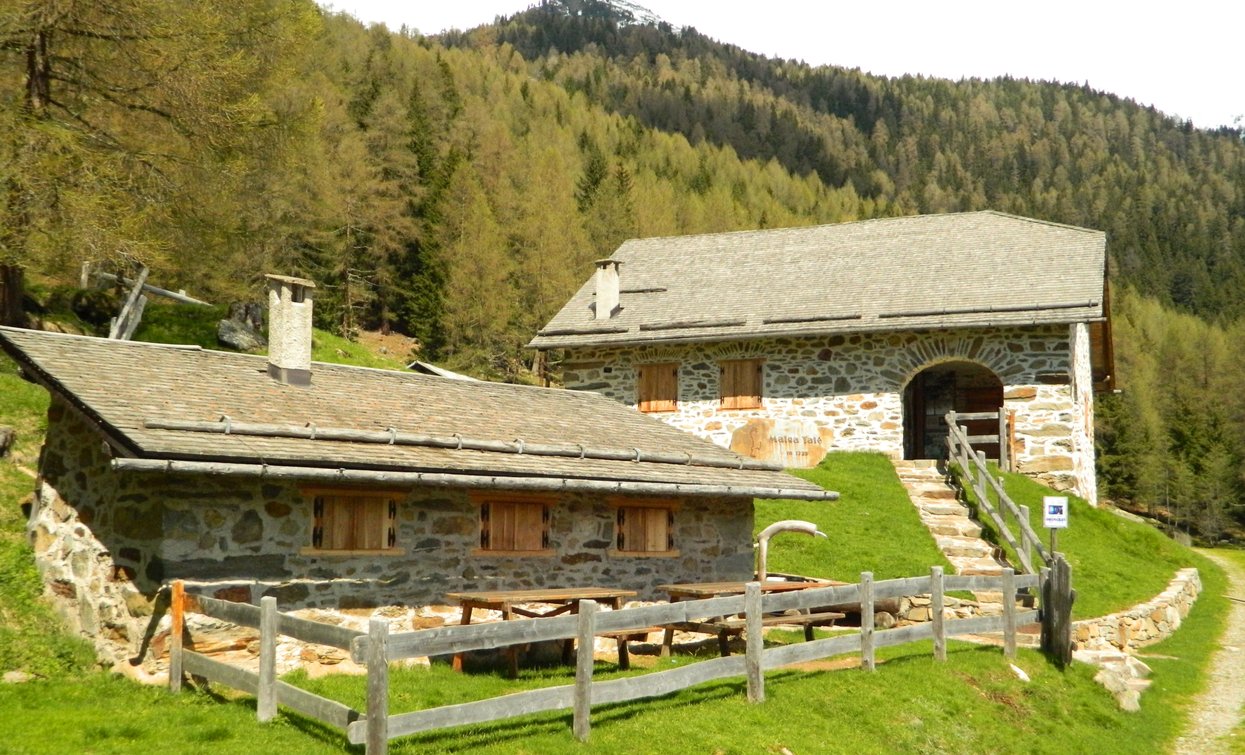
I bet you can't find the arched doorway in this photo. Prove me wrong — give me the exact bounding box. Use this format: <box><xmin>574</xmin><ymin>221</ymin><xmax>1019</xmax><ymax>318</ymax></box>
<box><xmin>902</xmin><ymin>361</ymin><xmax>1003</xmax><ymax>460</ymax></box>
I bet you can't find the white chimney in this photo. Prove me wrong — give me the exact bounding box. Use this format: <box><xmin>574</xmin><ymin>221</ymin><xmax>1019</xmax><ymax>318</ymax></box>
<box><xmin>265</xmin><ymin>274</ymin><xmax>316</xmax><ymax>386</ymax></box>
<box><xmin>593</xmin><ymin>259</ymin><xmax>621</xmax><ymax>320</ymax></box>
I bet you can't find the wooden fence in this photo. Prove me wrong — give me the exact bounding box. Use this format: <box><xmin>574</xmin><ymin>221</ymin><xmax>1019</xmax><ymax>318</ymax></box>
<box><xmin>168</xmin><ymin>563</ymin><xmax>1071</xmax><ymax>753</ymax></box>
<box><xmin>946</xmin><ymin>412</ymin><xmax>1051</xmax><ymax>575</ymax></box>
<box><xmin>945</xmin><ymin>408</ymin><xmax>1011</xmax><ymax>472</ymax></box>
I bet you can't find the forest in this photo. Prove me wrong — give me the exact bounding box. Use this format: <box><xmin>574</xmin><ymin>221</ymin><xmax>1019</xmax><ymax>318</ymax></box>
<box><xmin>2</xmin><ymin>0</ymin><xmax>1243</xmax><ymax>539</ymax></box>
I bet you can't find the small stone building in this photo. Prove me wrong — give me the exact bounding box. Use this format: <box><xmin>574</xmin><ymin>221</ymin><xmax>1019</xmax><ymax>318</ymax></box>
<box><xmin>0</xmin><ymin>275</ymin><xmax>830</xmax><ymax>669</ymax></box>
<box><xmin>530</xmin><ymin>211</ymin><xmax>1113</xmax><ymax>503</ymax></box>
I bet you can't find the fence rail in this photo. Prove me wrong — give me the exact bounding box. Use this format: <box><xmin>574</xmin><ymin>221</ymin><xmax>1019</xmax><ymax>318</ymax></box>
<box><xmin>169</xmin><ymin>562</ymin><xmax>1068</xmax><ymax>753</ymax></box>
<box><xmin>946</xmin><ymin>412</ymin><xmax>1051</xmax><ymax>574</ymax></box>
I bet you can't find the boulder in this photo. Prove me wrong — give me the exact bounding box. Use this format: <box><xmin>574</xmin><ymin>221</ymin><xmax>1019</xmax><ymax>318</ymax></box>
<box><xmin>217</xmin><ymin>302</ymin><xmax>265</xmax><ymax>352</ymax></box>
<box><xmin>0</xmin><ymin>425</ymin><xmax>13</xmax><ymax>458</ymax></box>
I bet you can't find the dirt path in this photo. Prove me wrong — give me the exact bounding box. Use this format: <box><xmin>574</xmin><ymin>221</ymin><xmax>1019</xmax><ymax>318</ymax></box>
<box><xmin>1172</xmin><ymin>550</ymin><xmax>1245</xmax><ymax>754</ymax></box>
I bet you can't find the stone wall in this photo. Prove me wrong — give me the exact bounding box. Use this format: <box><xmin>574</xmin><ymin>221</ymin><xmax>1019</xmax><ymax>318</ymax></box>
<box><xmin>1072</xmin><ymin>568</ymin><xmax>1201</xmax><ymax>652</ymax></box>
<box><xmin>560</xmin><ymin>324</ymin><xmax>1097</xmax><ymax>502</ymax></box>
<box><xmin>29</xmin><ymin>399</ymin><xmax>755</xmax><ymax>670</ymax></box>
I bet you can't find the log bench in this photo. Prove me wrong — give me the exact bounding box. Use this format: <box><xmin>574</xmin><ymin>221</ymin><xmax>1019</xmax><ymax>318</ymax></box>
<box><xmin>664</xmin><ymin>611</ymin><xmax>846</xmax><ymax>657</ymax></box>
<box><xmin>596</xmin><ymin>627</ymin><xmax>665</xmax><ymax>670</ymax></box>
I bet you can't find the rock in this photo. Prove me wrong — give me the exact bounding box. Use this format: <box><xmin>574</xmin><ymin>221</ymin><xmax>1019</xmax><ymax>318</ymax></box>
<box><xmin>0</xmin><ymin>426</ymin><xmax>14</xmax><ymax>458</ymax></box>
<box><xmin>3</xmin><ymin>671</ymin><xmax>34</xmax><ymax>684</ymax></box>
<box><xmin>217</xmin><ymin>302</ymin><xmax>265</xmax><ymax>352</ymax></box>
<box><xmin>873</xmin><ymin>611</ymin><xmax>897</xmax><ymax>629</ymax></box>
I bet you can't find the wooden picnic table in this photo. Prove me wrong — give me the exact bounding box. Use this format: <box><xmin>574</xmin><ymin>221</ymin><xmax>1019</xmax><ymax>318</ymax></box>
<box><xmin>445</xmin><ymin>587</ymin><xmax>638</xmax><ymax>676</ymax></box>
<box><xmin>657</xmin><ymin>580</ymin><xmax>846</xmax><ymax>657</ymax></box>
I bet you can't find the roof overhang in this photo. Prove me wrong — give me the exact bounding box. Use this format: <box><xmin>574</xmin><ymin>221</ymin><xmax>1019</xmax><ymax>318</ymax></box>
<box><xmin>111</xmin><ymin>458</ymin><xmax>840</xmax><ymax>502</ymax></box>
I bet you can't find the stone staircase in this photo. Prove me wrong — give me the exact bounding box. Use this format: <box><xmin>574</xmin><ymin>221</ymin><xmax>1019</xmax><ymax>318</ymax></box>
<box><xmin>891</xmin><ymin>459</ymin><xmax>1007</xmax><ymax>578</ymax></box>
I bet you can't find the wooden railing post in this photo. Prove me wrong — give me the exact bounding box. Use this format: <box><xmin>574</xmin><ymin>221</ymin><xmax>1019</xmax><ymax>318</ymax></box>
<box><xmin>930</xmin><ymin>566</ymin><xmax>946</xmax><ymax>662</ymax></box>
<box><xmin>169</xmin><ymin>580</ymin><xmax>185</xmax><ymax>693</ymax></box>
<box><xmin>998</xmin><ymin>411</ymin><xmax>1009</xmax><ymax>471</ymax></box>
<box><xmin>745</xmin><ymin>582</ymin><xmax>764</xmax><ymax>703</ymax></box>
<box><xmin>1002</xmin><ymin>569</ymin><xmax>1017</xmax><ymax>659</ymax></box>
<box><xmin>257</xmin><ymin>596</ymin><xmax>277</xmax><ymax>722</ymax></box>
<box><xmin>366</xmin><ymin>617</ymin><xmax>389</xmax><ymax>755</ymax></box>
<box><xmin>1019</xmin><ymin>505</ymin><xmax>1033</xmax><ymax>570</ymax></box>
<box><xmin>859</xmin><ymin>572</ymin><xmax>875</xmax><ymax>672</ymax></box>
<box><xmin>1040</xmin><ymin>556</ymin><xmax>1074</xmax><ymax>668</ymax></box>
<box><xmin>573</xmin><ymin>601</ymin><xmax>597</xmax><ymax>741</ymax></box>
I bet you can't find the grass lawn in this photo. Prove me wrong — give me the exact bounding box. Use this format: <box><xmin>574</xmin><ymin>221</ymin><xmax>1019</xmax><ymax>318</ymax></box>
<box><xmin>755</xmin><ymin>452</ymin><xmax>953</xmax><ymax>581</ymax></box>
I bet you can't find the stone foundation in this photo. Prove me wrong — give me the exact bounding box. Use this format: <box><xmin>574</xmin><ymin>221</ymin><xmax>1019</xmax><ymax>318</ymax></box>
<box><xmin>1072</xmin><ymin>568</ymin><xmax>1201</xmax><ymax>652</ymax></box>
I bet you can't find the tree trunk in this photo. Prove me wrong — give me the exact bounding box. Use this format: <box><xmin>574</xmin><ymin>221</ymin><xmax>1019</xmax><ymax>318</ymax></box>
<box><xmin>0</xmin><ymin>264</ymin><xmax>27</xmax><ymax>327</ymax></box>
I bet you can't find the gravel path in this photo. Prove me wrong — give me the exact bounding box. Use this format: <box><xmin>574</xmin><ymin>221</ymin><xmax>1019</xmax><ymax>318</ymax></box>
<box><xmin>1172</xmin><ymin>550</ymin><xmax>1245</xmax><ymax>754</ymax></box>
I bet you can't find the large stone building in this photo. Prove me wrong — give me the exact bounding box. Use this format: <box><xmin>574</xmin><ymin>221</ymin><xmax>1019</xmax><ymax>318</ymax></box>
<box><xmin>1</xmin><ymin>276</ymin><xmax>831</xmax><ymax>669</ymax></box>
<box><xmin>530</xmin><ymin>211</ymin><xmax>1113</xmax><ymax>503</ymax></box>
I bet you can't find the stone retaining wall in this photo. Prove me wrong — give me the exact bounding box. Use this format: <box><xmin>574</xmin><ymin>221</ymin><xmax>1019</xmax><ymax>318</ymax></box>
<box><xmin>1072</xmin><ymin>568</ymin><xmax>1201</xmax><ymax>652</ymax></box>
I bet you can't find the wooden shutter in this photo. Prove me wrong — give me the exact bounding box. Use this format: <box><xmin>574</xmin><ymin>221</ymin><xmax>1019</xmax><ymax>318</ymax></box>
<box><xmin>637</xmin><ymin>363</ymin><xmax>678</xmax><ymax>413</ymax></box>
<box><xmin>720</xmin><ymin>359</ymin><xmax>763</xmax><ymax>409</ymax></box>
<box><xmin>616</xmin><ymin>505</ymin><xmax>674</xmax><ymax>553</ymax></box>
<box><xmin>481</xmin><ymin>500</ymin><xmax>548</xmax><ymax>552</ymax></box>
<box><xmin>312</xmin><ymin>494</ymin><xmax>397</xmax><ymax>551</ymax></box>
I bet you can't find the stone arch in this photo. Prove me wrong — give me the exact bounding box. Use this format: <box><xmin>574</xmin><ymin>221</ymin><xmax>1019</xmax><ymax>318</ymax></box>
<box><xmin>889</xmin><ymin>332</ymin><xmax>1025</xmax><ymax>391</ymax></box>
<box><xmin>902</xmin><ymin>359</ymin><xmax>1004</xmax><ymax>460</ymax></box>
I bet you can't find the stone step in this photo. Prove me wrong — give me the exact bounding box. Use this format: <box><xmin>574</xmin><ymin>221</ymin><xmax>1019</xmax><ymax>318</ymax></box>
<box><xmin>917</xmin><ymin>500</ymin><xmax>971</xmax><ymax>517</ymax></box>
<box><xmin>921</xmin><ymin>515</ymin><xmax>982</xmax><ymax>538</ymax></box>
<box><xmin>951</xmin><ymin>557</ymin><xmax>1009</xmax><ymax>576</ymax></box>
<box><xmin>937</xmin><ymin>535</ymin><xmax>995</xmax><ymax>558</ymax></box>
<box><xmin>908</xmin><ymin>487</ymin><xmax>958</xmax><ymax>500</ymax></box>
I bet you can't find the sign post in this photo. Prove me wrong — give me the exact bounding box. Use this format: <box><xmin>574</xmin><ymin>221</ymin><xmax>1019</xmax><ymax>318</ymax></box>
<box><xmin>1043</xmin><ymin>496</ymin><xmax>1068</xmax><ymax>553</ymax></box>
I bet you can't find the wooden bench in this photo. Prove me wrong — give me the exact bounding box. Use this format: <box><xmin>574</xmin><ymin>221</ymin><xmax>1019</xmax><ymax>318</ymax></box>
<box><xmin>596</xmin><ymin>626</ymin><xmax>664</xmax><ymax>670</ymax></box>
<box><xmin>664</xmin><ymin>611</ymin><xmax>845</xmax><ymax>657</ymax></box>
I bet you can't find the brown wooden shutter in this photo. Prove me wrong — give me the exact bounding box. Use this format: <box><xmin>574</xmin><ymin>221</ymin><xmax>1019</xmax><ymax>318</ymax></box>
<box><xmin>483</xmin><ymin>500</ymin><xmax>548</xmax><ymax>551</ymax></box>
<box><xmin>638</xmin><ymin>363</ymin><xmax>678</xmax><ymax>413</ymax></box>
<box><xmin>617</xmin><ymin>505</ymin><xmax>672</xmax><ymax>552</ymax></box>
<box><xmin>720</xmin><ymin>359</ymin><xmax>763</xmax><ymax>409</ymax></box>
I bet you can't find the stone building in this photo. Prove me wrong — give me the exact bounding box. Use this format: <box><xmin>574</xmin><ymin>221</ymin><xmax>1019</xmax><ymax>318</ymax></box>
<box><xmin>530</xmin><ymin>211</ymin><xmax>1113</xmax><ymax>503</ymax></box>
<box><xmin>0</xmin><ymin>275</ymin><xmax>831</xmax><ymax>668</ymax></box>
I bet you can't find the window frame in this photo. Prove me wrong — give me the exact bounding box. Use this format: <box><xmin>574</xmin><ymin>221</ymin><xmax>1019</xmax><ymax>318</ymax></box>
<box><xmin>636</xmin><ymin>362</ymin><xmax>679</xmax><ymax>413</ymax></box>
<box><xmin>610</xmin><ymin>498</ymin><xmax>679</xmax><ymax>557</ymax></box>
<box><xmin>299</xmin><ymin>488</ymin><xmax>405</xmax><ymax>556</ymax></box>
<box><xmin>472</xmin><ymin>492</ymin><xmax>555</xmax><ymax>556</ymax></box>
<box><xmin>719</xmin><ymin>358</ymin><xmax>764</xmax><ymax>410</ymax></box>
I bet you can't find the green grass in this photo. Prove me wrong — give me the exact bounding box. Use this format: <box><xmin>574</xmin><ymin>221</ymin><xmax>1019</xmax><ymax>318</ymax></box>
<box><xmin>310</xmin><ymin>329</ymin><xmax>407</xmax><ymax>370</ymax></box>
<box><xmin>132</xmin><ymin>301</ymin><xmax>232</xmax><ymax>349</ymax></box>
<box><xmin>756</xmin><ymin>452</ymin><xmax>953</xmax><ymax>581</ymax></box>
<box><xmin>953</xmin><ymin>462</ymin><xmax>1193</xmax><ymax>618</ymax></box>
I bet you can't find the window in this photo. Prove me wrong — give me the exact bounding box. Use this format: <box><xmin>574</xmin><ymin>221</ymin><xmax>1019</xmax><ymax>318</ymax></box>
<box><xmin>720</xmin><ymin>359</ymin><xmax>763</xmax><ymax>409</ymax></box>
<box><xmin>478</xmin><ymin>497</ymin><xmax>551</xmax><ymax>553</ymax></box>
<box><xmin>306</xmin><ymin>490</ymin><xmax>400</xmax><ymax>554</ymax></box>
<box><xmin>614</xmin><ymin>501</ymin><xmax>677</xmax><ymax>556</ymax></box>
<box><xmin>636</xmin><ymin>363</ymin><xmax>678</xmax><ymax>413</ymax></box>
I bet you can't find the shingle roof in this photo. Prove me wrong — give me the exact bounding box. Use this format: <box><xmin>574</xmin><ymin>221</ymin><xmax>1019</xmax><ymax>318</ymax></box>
<box><xmin>529</xmin><ymin>211</ymin><xmax>1107</xmax><ymax>349</ymax></box>
<box><xmin>0</xmin><ymin>327</ymin><xmax>830</xmax><ymax>499</ymax></box>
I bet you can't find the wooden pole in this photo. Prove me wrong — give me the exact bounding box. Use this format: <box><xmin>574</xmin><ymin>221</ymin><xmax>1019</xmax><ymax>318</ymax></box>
<box><xmin>573</xmin><ymin>601</ymin><xmax>597</xmax><ymax>742</ymax></box>
<box><xmin>258</xmin><ymin>596</ymin><xmax>277</xmax><ymax>722</ymax></box>
<box><xmin>1019</xmin><ymin>505</ymin><xmax>1033</xmax><ymax>571</ymax></box>
<box><xmin>366</xmin><ymin>618</ymin><xmax>389</xmax><ymax>755</ymax></box>
<box><xmin>169</xmin><ymin>580</ymin><xmax>185</xmax><ymax>693</ymax></box>
<box><xmin>1002</xmin><ymin>569</ymin><xmax>1017</xmax><ymax>659</ymax></box>
<box><xmin>930</xmin><ymin>566</ymin><xmax>946</xmax><ymax>662</ymax></box>
<box><xmin>745</xmin><ymin>582</ymin><xmax>764</xmax><ymax>703</ymax></box>
<box><xmin>859</xmin><ymin>572</ymin><xmax>875</xmax><ymax>672</ymax></box>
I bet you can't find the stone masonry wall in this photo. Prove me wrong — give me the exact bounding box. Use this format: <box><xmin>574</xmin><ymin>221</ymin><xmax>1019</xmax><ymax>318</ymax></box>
<box><xmin>1072</xmin><ymin>568</ymin><xmax>1201</xmax><ymax>652</ymax></box>
<box><xmin>30</xmin><ymin>399</ymin><xmax>754</xmax><ymax>670</ymax></box>
<box><xmin>560</xmin><ymin>325</ymin><xmax>1096</xmax><ymax>502</ymax></box>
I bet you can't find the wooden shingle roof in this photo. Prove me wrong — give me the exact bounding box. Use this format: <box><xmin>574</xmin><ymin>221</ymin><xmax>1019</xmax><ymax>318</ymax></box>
<box><xmin>530</xmin><ymin>211</ymin><xmax>1107</xmax><ymax>349</ymax></box>
<box><xmin>0</xmin><ymin>328</ymin><xmax>832</xmax><ymax>500</ymax></box>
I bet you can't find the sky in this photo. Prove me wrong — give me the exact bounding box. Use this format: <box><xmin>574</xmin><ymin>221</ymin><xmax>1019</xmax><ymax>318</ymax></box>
<box><xmin>325</xmin><ymin>0</ymin><xmax>1242</xmax><ymax>131</ymax></box>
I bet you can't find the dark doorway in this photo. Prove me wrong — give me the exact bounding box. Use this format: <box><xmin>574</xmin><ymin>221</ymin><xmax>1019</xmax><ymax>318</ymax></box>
<box><xmin>902</xmin><ymin>361</ymin><xmax>1004</xmax><ymax>460</ymax></box>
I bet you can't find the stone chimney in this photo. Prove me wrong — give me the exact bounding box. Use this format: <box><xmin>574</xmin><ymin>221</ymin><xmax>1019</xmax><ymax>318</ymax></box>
<box><xmin>265</xmin><ymin>274</ymin><xmax>316</xmax><ymax>386</ymax></box>
<box><xmin>593</xmin><ymin>259</ymin><xmax>621</xmax><ymax>320</ymax></box>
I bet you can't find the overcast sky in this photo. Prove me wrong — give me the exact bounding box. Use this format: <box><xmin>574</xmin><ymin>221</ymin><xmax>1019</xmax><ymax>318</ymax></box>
<box><xmin>325</xmin><ymin>1</ymin><xmax>1242</xmax><ymax>131</ymax></box>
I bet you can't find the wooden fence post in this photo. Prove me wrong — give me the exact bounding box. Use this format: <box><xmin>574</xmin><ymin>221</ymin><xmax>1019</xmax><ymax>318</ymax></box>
<box><xmin>257</xmin><ymin>596</ymin><xmax>277</xmax><ymax>722</ymax></box>
<box><xmin>1002</xmin><ymin>569</ymin><xmax>1017</xmax><ymax>659</ymax></box>
<box><xmin>573</xmin><ymin>600</ymin><xmax>597</xmax><ymax>742</ymax></box>
<box><xmin>1019</xmin><ymin>505</ymin><xmax>1033</xmax><ymax>570</ymax></box>
<box><xmin>745</xmin><ymin>582</ymin><xmax>764</xmax><ymax>703</ymax></box>
<box><xmin>859</xmin><ymin>572</ymin><xmax>875</xmax><ymax>672</ymax></box>
<box><xmin>930</xmin><ymin>566</ymin><xmax>946</xmax><ymax>662</ymax></box>
<box><xmin>366</xmin><ymin>617</ymin><xmax>389</xmax><ymax>755</ymax></box>
<box><xmin>1040</xmin><ymin>556</ymin><xmax>1074</xmax><ymax>668</ymax></box>
<box><xmin>169</xmin><ymin>580</ymin><xmax>185</xmax><ymax>693</ymax></box>
<box><xmin>998</xmin><ymin>411</ymin><xmax>1009</xmax><ymax>471</ymax></box>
